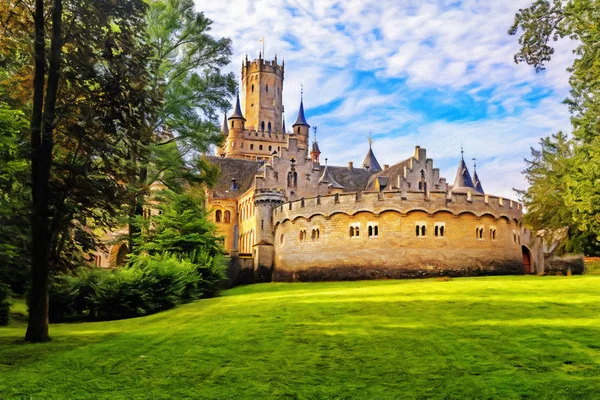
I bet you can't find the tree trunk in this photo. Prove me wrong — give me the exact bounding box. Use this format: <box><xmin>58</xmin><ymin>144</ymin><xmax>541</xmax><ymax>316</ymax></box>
<box><xmin>26</xmin><ymin>0</ymin><xmax>63</xmax><ymax>343</ymax></box>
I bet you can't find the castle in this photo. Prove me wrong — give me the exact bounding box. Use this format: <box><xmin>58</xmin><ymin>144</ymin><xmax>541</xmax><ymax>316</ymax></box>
<box><xmin>204</xmin><ymin>54</ymin><xmax>542</xmax><ymax>283</ymax></box>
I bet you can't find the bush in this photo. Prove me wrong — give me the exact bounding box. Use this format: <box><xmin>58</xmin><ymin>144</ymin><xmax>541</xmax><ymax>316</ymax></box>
<box><xmin>0</xmin><ymin>283</ymin><xmax>11</xmax><ymax>326</ymax></box>
<box><xmin>49</xmin><ymin>252</ymin><xmax>225</xmax><ymax>322</ymax></box>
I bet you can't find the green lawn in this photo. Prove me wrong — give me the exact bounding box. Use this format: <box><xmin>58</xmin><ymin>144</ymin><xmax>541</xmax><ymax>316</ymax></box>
<box><xmin>2</xmin><ymin>276</ymin><xmax>600</xmax><ymax>399</ymax></box>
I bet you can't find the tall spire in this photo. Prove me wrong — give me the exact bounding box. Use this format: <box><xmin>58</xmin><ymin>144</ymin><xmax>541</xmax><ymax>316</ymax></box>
<box><xmin>472</xmin><ymin>158</ymin><xmax>484</xmax><ymax>194</ymax></box>
<box><xmin>228</xmin><ymin>93</ymin><xmax>245</xmax><ymax>120</ymax></box>
<box><xmin>293</xmin><ymin>88</ymin><xmax>309</xmax><ymax>127</ymax></box>
<box><xmin>221</xmin><ymin>112</ymin><xmax>229</xmax><ymax>135</ymax></box>
<box><xmin>310</xmin><ymin>126</ymin><xmax>321</xmax><ymax>163</ymax></box>
<box><xmin>362</xmin><ymin>134</ymin><xmax>382</xmax><ymax>171</ymax></box>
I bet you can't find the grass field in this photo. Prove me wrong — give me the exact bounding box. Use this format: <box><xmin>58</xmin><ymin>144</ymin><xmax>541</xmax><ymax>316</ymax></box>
<box><xmin>2</xmin><ymin>276</ymin><xmax>600</xmax><ymax>399</ymax></box>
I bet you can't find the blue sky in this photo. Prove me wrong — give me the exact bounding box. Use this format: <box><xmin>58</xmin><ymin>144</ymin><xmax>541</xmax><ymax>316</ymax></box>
<box><xmin>197</xmin><ymin>0</ymin><xmax>575</xmax><ymax>199</ymax></box>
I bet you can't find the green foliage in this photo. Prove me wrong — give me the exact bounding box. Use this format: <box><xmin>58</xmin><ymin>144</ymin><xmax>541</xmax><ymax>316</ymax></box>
<box><xmin>3</xmin><ymin>277</ymin><xmax>600</xmax><ymax>398</ymax></box>
<box><xmin>133</xmin><ymin>190</ymin><xmax>224</xmax><ymax>259</ymax></box>
<box><xmin>510</xmin><ymin>0</ymin><xmax>600</xmax><ymax>254</ymax></box>
<box><xmin>0</xmin><ymin>283</ymin><xmax>11</xmax><ymax>326</ymax></box>
<box><xmin>48</xmin><ymin>252</ymin><xmax>223</xmax><ymax>322</ymax></box>
<box><xmin>0</xmin><ymin>103</ymin><xmax>30</xmax><ymax>293</ymax></box>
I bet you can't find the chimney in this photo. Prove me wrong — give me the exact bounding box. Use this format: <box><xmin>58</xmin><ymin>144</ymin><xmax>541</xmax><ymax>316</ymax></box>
<box><xmin>348</xmin><ymin>161</ymin><xmax>353</xmax><ymax>171</ymax></box>
<box><xmin>383</xmin><ymin>164</ymin><xmax>389</xmax><ymax>170</ymax></box>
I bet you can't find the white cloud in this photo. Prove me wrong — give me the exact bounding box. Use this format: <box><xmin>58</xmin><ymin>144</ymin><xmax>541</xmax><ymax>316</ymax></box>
<box><xmin>197</xmin><ymin>0</ymin><xmax>576</xmax><ymax>200</ymax></box>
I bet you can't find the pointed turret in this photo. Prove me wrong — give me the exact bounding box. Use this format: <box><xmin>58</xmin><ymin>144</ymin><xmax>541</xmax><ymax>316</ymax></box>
<box><xmin>221</xmin><ymin>113</ymin><xmax>229</xmax><ymax>135</ymax></box>
<box><xmin>452</xmin><ymin>150</ymin><xmax>475</xmax><ymax>192</ymax></box>
<box><xmin>361</xmin><ymin>136</ymin><xmax>382</xmax><ymax>171</ymax></box>
<box><xmin>310</xmin><ymin>127</ymin><xmax>321</xmax><ymax>163</ymax></box>
<box><xmin>472</xmin><ymin>159</ymin><xmax>484</xmax><ymax>194</ymax></box>
<box><xmin>228</xmin><ymin>93</ymin><xmax>245</xmax><ymax>121</ymax></box>
<box><xmin>293</xmin><ymin>98</ymin><xmax>309</xmax><ymax>127</ymax></box>
<box><xmin>292</xmin><ymin>89</ymin><xmax>310</xmax><ymax>150</ymax></box>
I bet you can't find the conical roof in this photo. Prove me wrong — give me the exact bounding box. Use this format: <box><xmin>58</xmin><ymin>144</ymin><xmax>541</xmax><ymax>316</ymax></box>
<box><xmin>221</xmin><ymin>113</ymin><xmax>229</xmax><ymax>134</ymax></box>
<box><xmin>228</xmin><ymin>94</ymin><xmax>245</xmax><ymax>120</ymax></box>
<box><xmin>319</xmin><ymin>165</ymin><xmax>344</xmax><ymax>189</ymax></box>
<box><xmin>473</xmin><ymin>170</ymin><xmax>484</xmax><ymax>194</ymax></box>
<box><xmin>452</xmin><ymin>158</ymin><xmax>475</xmax><ymax>190</ymax></box>
<box><xmin>361</xmin><ymin>145</ymin><xmax>382</xmax><ymax>171</ymax></box>
<box><xmin>293</xmin><ymin>99</ymin><xmax>309</xmax><ymax>127</ymax></box>
<box><xmin>311</xmin><ymin>140</ymin><xmax>321</xmax><ymax>154</ymax></box>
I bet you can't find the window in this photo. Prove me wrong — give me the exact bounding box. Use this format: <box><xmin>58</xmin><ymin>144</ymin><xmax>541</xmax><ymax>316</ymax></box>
<box><xmin>476</xmin><ymin>227</ymin><xmax>484</xmax><ymax>240</ymax></box>
<box><xmin>268</xmin><ymin>122</ymin><xmax>271</xmax><ymax>132</ymax></box>
<box><xmin>215</xmin><ymin>210</ymin><xmax>222</xmax><ymax>223</ymax></box>
<box><xmin>252</xmin><ymin>84</ymin><xmax>254</xmax><ymax>93</ymax></box>
<box><xmin>416</xmin><ymin>224</ymin><xmax>426</xmax><ymax>237</ymax></box>
<box><xmin>261</xmin><ymin>121</ymin><xmax>265</xmax><ymax>131</ymax></box>
<box><xmin>490</xmin><ymin>227</ymin><xmax>497</xmax><ymax>241</ymax></box>
<box><xmin>368</xmin><ymin>223</ymin><xmax>379</xmax><ymax>238</ymax></box>
<box><xmin>231</xmin><ymin>121</ymin><xmax>234</xmax><ymax>128</ymax></box>
<box><xmin>297</xmin><ymin>127</ymin><xmax>300</xmax><ymax>134</ymax></box>
<box><xmin>434</xmin><ymin>223</ymin><xmax>445</xmax><ymax>237</ymax></box>
<box><xmin>299</xmin><ymin>230</ymin><xmax>306</xmax><ymax>241</ymax></box>
<box><xmin>224</xmin><ymin>210</ymin><xmax>231</xmax><ymax>224</ymax></box>
<box><xmin>280</xmin><ymin>234</ymin><xmax>284</xmax><ymax>244</ymax></box>
<box><xmin>269</xmin><ymin>145</ymin><xmax>272</xmax><ymax>151</ymax></box>
<box><xmin>250</xmin><ymin>144</ymin><xmax>254</xmax><ymax>150</ymax></box>
<box><xmin>350</xmin><ymin>224</ymin><xmax>360</xmax><ymax>238</ymax></box>
<box><xmin>266</xmin><ymin>84</ymin><xmax>269</xmax><ymax>93</ymax></box>
<box><xmin>311</xmin><ymin>228</ymin><xmax>320</xmax><ymax>240</ymax></box>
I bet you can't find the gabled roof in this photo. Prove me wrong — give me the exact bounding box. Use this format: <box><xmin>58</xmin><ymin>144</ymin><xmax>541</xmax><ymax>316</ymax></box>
<box><xmin>228</xmin><ymin>94</ymin><xmax>245</xmax><ymax>120</ymax></box>
<box><xmin>293</xmin><ymin>99</ymin><xmax>309</xmax><ymax>127</ymax></box>
<box><xmin>361</xmin><ymin>145</ymin><xmax>382</xmax><ymax>171</ymax></box>
<box><xmin>318</xmin><ymin>165</ymin><xmax>344</xmax><ymax>189</ymax></box>
<box><xmin>206</xmin><ymin>156</ymin><xmax>262</xmax><ymax>199</ymax></box>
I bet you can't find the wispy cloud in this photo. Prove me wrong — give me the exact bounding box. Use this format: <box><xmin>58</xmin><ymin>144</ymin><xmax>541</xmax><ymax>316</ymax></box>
<box><xmin>198</xmin><ymin>0</ymin><xmax>575</xmax><ymax>200</ymax></box>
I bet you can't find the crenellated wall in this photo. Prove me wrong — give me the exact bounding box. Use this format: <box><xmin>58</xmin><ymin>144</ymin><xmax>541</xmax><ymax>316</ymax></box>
<box><xmin>272</xmin><ymin>191</ymin><xmax>525</xmax><ymax>281</ymax></box>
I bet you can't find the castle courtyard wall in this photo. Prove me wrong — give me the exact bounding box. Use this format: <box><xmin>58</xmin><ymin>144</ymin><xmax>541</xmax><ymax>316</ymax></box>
<box><xmin>272</xmin><ymin>191</ymin><xmax>524</xmax><ymax>281</ymax></box>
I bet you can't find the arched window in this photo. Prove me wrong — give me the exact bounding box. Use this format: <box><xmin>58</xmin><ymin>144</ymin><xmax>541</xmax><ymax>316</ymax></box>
<box><xmin>368</xmin><ymin>226</ymin><xmax>373</xmax><ymax>236</ymax></box>
<box><xmin>421</xmin><ymin>226</ymin><xmax>426</xmax><ymax>236</ymax></box>
<box><xmin>215</xmin><ymin>210</ymin><xmax>222</xmax><ymax>223</ymax></box>
<box><xmin>297</xmin><ymin>127</ymin><xmax>300</xmax><ymax>134</ymax></box>
<box><xmin>349</xmin><ymin>226</ymin><xmax>354</xmax><ymax>237</ymax></box>
<box><xmin>250</xmin><ymin>144</ymin><xmax>254</xmax><ymax>150</ymax></box>
<box><xmin>261</xmin><ymin>121</ymin><xmax>265</xmax><ymax>131</ymax></box>
<box><xmin>268</xmin><ymin>145</ymin><xmax>272</xmax><ymax>151</ymax></box>
<box><xmin>268</xmin><ymin>122</ymin><xmax>271</xmax><ymax>132</ymax></box>
<box><xmin>266</xmin><ymin>84</ymin><xmax>269</xmax><ymax>93</ymax></box>
<box><xmin>334</xmin><ymin>193</ymin><xmax>339</xmax><ymax>203</ymax></box>
<box><xmin>224</xmin><ymin>210</ymin><xmax>231</xmax><ymax>223</ymax></box>
<box><xmin>416</xmin><ymin>226</ymin><xmax>420</xmax><ymax>236</ymax></box>
<box><xmin>252</xmin><ymin>84</ymin><xmax>254</xmax><ymax>93</ymax></box>
<box><xmin>435</xmin><ymin>226</ymin><xmax>439</xmax><ymax>236</ymax></box>
<box><xmin>231</xmin><ymin>121</ymin><xmax>234</xmax><ymax>128</ymax></box>
<box><xmin>355</xmin><ymin>227</ymin><xmax>359</xmax><ymax>237</ymax></box>
<box><xmin>259</xmin><ymin>145</ymin><xmax>263</xmax><ymax>150</ymax></box>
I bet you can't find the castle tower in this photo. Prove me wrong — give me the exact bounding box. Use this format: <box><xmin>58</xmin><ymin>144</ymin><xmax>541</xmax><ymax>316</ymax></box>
<box><xmin>225</xmin><ymin>94</ymin><xmax>246</xmax><ymax>157</ymax></box>
<box><xmin>472</xmin><ymin>158</ymin><xmax>484</xmax><ymax>194</ymax></box>
<box><xmin>292</xmin><ymin>94</ymin><xmax>310</xmax><ymax>151</ymax></box>
<box><xmin>242</xmin><ymin>54</ymin><xmax>284</xmax><ymax>133</ymax></box>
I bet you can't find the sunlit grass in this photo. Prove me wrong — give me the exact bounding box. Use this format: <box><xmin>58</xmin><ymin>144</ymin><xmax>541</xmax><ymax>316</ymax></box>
<box><xmin>2</xmin><ymin>276</ymin><xmax>600</xmax><ymax>399</ymax></box>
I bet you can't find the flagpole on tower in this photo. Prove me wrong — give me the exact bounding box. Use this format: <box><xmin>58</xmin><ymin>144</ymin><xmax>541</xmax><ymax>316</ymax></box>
<box><xmin>259</xmin><ymin>37</ymin><xmax>265</xmax><ymax>58</ymax></box>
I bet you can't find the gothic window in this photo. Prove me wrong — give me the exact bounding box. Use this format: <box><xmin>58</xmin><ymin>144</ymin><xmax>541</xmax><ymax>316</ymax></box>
<box><xmin>215</xmin><ymin>210</ymin><xmax>222</xmax><ymax>223</ymax></box>
<box><xmin>268</xmin><ymin>122</ymin><xmax>271</xmax><ymax>132</ymax></box>
<box><xmin>261</xmin><ymin>121</ymin><xmax>265</xmax><ymax>131</ymax></box>
<box><xmin>224</xmin><ymin>210</ymin><xmax>231</xmax><ymax>224</ymax></box>
<box><xmin>490</xmin><ymin>227</ymin><xmax>497</xmax><ymax>241</ymax></box>
<box><xmin>421</xmin><ymin>226</ymin><xmax>426</xmax><ymax>236</ymax></box>
<box><xmin>287</xmin><ymin>171</ymin><xmax>298</xmax><ymax>187</ymax></box>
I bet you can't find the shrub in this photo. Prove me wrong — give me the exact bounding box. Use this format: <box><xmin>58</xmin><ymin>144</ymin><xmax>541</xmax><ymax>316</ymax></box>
<box><xmin>0</xmin><ymin>283</ymin><xmax>11</xmax><ymax>326</ymax></box>
<box><xmin>49</xmin><ymin>252</ymin><xmax>225</xmax><ymax>322</ymax></box>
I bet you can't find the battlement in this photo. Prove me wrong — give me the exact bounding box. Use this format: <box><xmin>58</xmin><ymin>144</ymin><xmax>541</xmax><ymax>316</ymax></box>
<box><xmin>272</xmin><ymin>190</ymin><xmax>522</xmax><ymax>226</ymax></box>
<box><xmin>243</xmin><ymin>57</ymin><xmax>284</xmax><ymax>78</ymax></box>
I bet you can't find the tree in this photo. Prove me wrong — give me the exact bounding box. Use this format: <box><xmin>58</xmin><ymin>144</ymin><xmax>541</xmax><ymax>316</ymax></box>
<box><xmin>0</xmin><ymin>0</ymin><xmax>158</xmax><ymax>341</ymax></box>
<box><xmin>127</xmin><ymin>0</ymin><xmax>236</xmax><ymax>251</ymax></box>
<box><xmin>510</xmin><ymin>0</ymin><xmax>600</xmax><ymax>253</ymax></box>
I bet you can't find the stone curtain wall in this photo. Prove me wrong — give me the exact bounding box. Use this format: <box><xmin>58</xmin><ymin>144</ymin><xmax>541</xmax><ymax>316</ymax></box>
<box><xmin>272</xmin><ymin>191</ymin><xmax>524</xmax><ymax>281</ymax></box>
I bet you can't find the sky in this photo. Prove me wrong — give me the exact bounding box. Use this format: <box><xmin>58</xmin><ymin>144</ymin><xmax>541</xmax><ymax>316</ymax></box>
<box><xmin>196</xmin><ymin>0</ymin><xmax>575</xmax><ymax>200</ymax></box>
